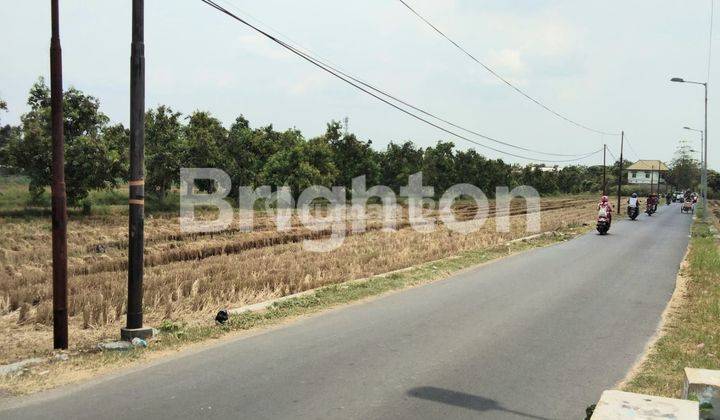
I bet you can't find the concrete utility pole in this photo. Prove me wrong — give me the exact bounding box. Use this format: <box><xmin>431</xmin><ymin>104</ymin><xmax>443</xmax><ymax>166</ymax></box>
<box><xmin>602</xmin><ymin>144</ymin><xmax>607</xmax><ymax>195</ymax></box>
<box><xmin>122</xmin><ymin>0</ymin><xmax>153</xmax><ymax>341</ymax></box>
<box><xmin>50</xmin><ymin>0</ymin><xmax>68</xmax><ymax>350</ymax></box>
<box><xmin>616</xmin><ymin>132</ymin><xmax>624</xmax><ymax>215</ymax></box>
<box><xmin>657</xmin><ymin>160</ymin><xmax>662</xmax><ymax>196</ymax></box>
<box><xmin>670</xmin><ymin>77</ymin><xmax>709</xmax><ymax>218</ymax></box>
<box><xmin>703</xmin><ymin>82</ymin><xmax>708</xmax><ymax>219</ymax></box>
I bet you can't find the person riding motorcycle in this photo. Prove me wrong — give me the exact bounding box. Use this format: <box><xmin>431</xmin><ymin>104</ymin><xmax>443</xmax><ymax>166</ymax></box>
<box><xmin>598</xmin><ymin>195</ymin><xmax>613</xmax><ymax>225</ymax></box>
<box><xmin>627</xmin><ymin>192</ymin><xmax>640</xmax><ymax>219</ymax></box>
<box><xmin>647</xmin><ymin>193</ymin><xmax>658</xmax><ymax>213</ymax></box>
<box><xmin>628</xmin><ymin>192</ymin><xmax>639</xmax><ymax>207</ymax></box>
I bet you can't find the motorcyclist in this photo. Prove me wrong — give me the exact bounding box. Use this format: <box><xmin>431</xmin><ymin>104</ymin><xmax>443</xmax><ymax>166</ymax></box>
<box><xmin>626</xmin><ymin>192</ymin><xmax>640</xmax><ymax>219</ymax></box>
<box><xmin>598</xmin><ymin>195</ymin><xmax>613</xmax><ymax>225</ymax></box>
<box><xmin>628</xmin><ymin>192</ymin><xmax>639</xmax><ymax>209</ymax></box>
<box><xmin>647</xmin><ymin>193</ymin><xmax>658</xmax><ymax>212</ymax></box>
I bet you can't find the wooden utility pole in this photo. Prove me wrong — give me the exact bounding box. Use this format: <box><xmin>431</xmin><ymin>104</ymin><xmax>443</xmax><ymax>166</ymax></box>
<box><xmin>650</xmin><ymin>164</ymin><xmax>655</xmax><ymax>195</ymax></box>
<box><xmin>122</xmin><ymin>0</ymin><xmax>152</xmax><ymax>341</ymax></box>
<box><xmin>602</xmin><ymin>144</ymin><xmax>607</xmax><ymax>195</ymax></box>
<box><xmin>50</xmin><ymin>0</ymin><xmax>68</xmax><ymax>350</ymax></box>
<box><xmin>616</xmin><ymin>131</ymin><xmax>624</xmax><ymax>215</ymax></box>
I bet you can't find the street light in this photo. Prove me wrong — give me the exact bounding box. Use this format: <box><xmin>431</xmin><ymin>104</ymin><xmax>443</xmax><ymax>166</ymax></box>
<box><xmin>684</xmin><ymin>126</ymin><xmax>705</xmax><ymax>169</ymax></box>
<box><xmin>671</xmin><ymin>77</ymin><xmax>708</xmax><ymax>217</ymax></box>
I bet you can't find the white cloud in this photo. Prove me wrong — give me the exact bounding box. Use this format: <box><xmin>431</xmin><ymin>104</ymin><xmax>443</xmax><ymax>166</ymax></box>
<box><xmin>487</xmin><ymin>48</ymin><xmax>526</xmax><ymax>75</ymax></box>
<box><xmin>235</xmin><ymin>34</ymin><xmax>292</xmax><ymax>61</ymax></box>
<box><xmin>287</xmin><ymin>72</ymin><xmax>329</xmax><ymax>95</ymax></box>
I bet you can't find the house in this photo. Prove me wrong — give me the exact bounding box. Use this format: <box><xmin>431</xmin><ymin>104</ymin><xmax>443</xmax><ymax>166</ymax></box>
<box><xmin>627</xmin><ymin>160</ymin><xmax>669</xmax><ymax>185</ymax></box>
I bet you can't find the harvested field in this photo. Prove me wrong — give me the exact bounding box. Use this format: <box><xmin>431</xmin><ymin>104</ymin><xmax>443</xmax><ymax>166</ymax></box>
<box><xmin>0</xmin><ymin>194</ymin><xmax>597</xmax><ymax>364</ymax></box>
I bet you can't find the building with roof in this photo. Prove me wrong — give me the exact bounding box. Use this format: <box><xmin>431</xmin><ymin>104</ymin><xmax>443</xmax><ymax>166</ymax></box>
<box><xmin>627</xmin><ymin>160</ymin><xmax>669</xmax><ymax>185</ymax></box>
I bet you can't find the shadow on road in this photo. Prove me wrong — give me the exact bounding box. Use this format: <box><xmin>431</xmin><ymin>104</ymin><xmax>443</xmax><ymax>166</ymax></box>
<box><xmin>407</xmin><ymin>386</ymin><xmax>550</xmax><ymax>420</ymax></box>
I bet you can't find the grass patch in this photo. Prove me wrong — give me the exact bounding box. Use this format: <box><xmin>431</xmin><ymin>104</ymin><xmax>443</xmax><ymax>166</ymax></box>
<box><xmin>0</xmin><ymin>228</ymin><xmax>582</xmax><ymax>395</ymax></box>
<box><xmin>623</xmin><ymin>214</ymin><xmax>720</xmax><ymax>397</ymax></box>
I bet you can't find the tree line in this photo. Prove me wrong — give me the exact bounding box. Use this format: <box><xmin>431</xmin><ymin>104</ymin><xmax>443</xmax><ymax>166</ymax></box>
<box><xmin>1</xmin><ymin>78</ymin><xmax>705</xmax><ymax>208</ymax></box>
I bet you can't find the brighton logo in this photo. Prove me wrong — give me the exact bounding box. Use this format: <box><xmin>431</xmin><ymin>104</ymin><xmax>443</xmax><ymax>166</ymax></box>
<box><xmin>179</xmin><ymin>168</ymin><xmax>541</xmax><ymax>252</ymax></box>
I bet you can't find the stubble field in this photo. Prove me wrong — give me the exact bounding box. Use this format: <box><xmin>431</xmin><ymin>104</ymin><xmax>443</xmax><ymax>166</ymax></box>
<box><xmin>0</xmin><ymin>184</ymin><xmax>598</xmax><ymax>364</ymax></box>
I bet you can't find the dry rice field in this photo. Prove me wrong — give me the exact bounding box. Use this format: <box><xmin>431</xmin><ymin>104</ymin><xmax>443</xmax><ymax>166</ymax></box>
<box><xmin>0</xmin><ymin>195</ymin><xmax>598</xmax><ymax>364</ymax></box>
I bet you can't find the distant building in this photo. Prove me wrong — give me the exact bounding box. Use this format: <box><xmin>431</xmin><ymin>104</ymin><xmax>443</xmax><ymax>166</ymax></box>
<box><xmin>627</xmin><ymin>160</ymin><xmax>669</xmax><ymax>185</ymax></box>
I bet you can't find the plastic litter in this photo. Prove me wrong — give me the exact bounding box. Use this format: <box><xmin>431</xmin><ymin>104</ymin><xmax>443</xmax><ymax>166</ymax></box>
<box><xmin>215</xmin><ymin>309</ymin><xmax>229</xmax><ymax>325</ymax></box>
<box><xmin>131</xmin><ymin>337</ymin><xmax>148</xmax><ymax>348</ymax></box>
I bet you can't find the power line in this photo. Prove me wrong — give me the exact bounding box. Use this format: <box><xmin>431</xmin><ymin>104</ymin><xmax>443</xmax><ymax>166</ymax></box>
<box><xmin>199</xmin><ymin>0</ymin><xmax>603</xmax><ymax>163</ymax></box>
<box><xmin>624</xmin><ymin>137</ymin><xmax>640</xmax><ymax>160</ymax></box>
<box><xmin>395</xmin><ymin>0</ymin><xmax>622</xmax><ymax>137</ymax></box>
<box><xmin>606</xmin><ymin>146</ymin><xmax>618</xmax><ymax>162</ymax></box>
<box><xmin>212</xmin><ymin>0</ymin><xmax>597</xmax><ymax>159</ymax></box>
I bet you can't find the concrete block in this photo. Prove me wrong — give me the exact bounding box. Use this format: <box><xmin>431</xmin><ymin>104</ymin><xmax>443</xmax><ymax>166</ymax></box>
<box><xmin>98</xmin><ymin>341</ymin><xmax>132</xmax><ymax>351</ymax></box>
<box><xmin>0</xmin><ymin>358</ymin><xmax>44</xmax><ymax>376</ymax></box>
<box><xmin>591</xmin><ymin>390</ymin><xmax>698</xmax><ymax>419</ymax></box>
<box><xmin>683</xmin><ymin>368</ymin><xmax>720</xmax><ymax>419</ymax></box>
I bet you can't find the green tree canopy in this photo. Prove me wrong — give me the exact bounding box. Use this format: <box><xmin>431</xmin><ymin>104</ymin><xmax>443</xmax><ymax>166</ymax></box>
<box><xmin>666</xmin><ymin>142</ymin><xmax>700</xmax><ymax>190</ymax></box>
<box><xmin>183</xmin><ymin>111</ymin><xmax>229</xmax><ymax>192</ymax></box>
<box><xmin>145</xmin><ymin>105</ymin><xmax>183</xmax><ymax>201</ymax></box>
<box><xmin>260</xmin><ymin>137</ymin><xmax>338</xmax><ymax>197</ymax></box>
<box><xmin>323</xmin><ymin>120</ymin><xmax>381</xmax><ymax>189</ymax></box>
<box><xmin>5</xmin><ymin>78</ymin><xmax>124</xmax><ymax>205</ymax></box>
<box><xmin>422</xmin><ymin>141</ymin><xmax>456</xmax><ymax>194</ymax></box>
<box><xmin>381</xmin><ymin>141</ymin><xmax>424</xmax><ymax>192</ymax></box>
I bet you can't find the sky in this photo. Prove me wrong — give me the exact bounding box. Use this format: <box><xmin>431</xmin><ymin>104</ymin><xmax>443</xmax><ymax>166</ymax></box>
<box><xmin>1</xmin><ymin>0</ymin><xmax>717</xmax><ymax>169</ymax></box>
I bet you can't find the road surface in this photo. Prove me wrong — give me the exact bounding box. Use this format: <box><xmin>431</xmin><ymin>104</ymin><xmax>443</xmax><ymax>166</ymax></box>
<box><xmin>1</xmin><ymin>203</ymin><xmax>693</xmax><ymax>419</ymax></box>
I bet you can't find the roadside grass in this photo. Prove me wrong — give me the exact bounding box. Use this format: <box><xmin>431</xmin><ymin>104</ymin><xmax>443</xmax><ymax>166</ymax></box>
<box><xmin>623</xmin><ymin>213</ymin><xmax>720</xmax><ymax>397</ymax></box>
<box><xmin>0</xmin><ymin>226</ymin><xmax>586</xmax><ymax>395</ymax></box>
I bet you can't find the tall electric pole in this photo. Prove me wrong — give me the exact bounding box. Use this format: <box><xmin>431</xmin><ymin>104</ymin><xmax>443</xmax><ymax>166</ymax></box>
<box><xmin>650</xmin><ymin>164</ymin><xmax>655</xmax><ymax>195</ymax></box>
<box><xmin>602</xmin><ymin>144</ymin><xmax>607</xmax><ymax>195</ymax></box>
<box><xmin>50</xmin><ymin>0</ymin><xmax>68</xmax><ymax>350</ymax></box>
<box><xmin>703</xmin><ymin>83</ymin><xmax>708</xmax><ymax>219</ymax></box>
<box><xmin>616</xmin><ymin>132</ymin><xmax>624</xmax><ymax>215</ymax></box>
<box><xmin>122</xmin><ymin>0</ymin><xmax>153</xmax><ymax>341</ymax></box>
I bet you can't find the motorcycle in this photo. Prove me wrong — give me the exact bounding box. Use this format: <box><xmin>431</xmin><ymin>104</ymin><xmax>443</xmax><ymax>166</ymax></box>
<box><xmin>627</xmin><ymin>204</ymin><xmax>639</xmax><ymax>220</ymax></box>
<box><xmin>681</xmin><ymin>199</ymin><xmax>694</xmax><ymax>214</ymax></box>
<box><xmin>597</xmin><ymin>207</ymin><xmax>611</xmax><ymax>235</ymax></box>
<box><xmin>645</xmin><ymin>199</ymin><xmax>657</xmax><ymax>216</ymax></box>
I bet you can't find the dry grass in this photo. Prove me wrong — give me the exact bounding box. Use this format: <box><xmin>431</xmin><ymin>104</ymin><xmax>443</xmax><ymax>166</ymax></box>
<box><xmin>0</xmin><ymin>192</ymin><xmax>597</xmax><ymax>364</ymax></box>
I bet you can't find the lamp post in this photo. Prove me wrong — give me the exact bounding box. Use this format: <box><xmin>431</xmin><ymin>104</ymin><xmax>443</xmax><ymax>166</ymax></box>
<box><xmin>684</xmin><ymin>126</ymin><xmax>705</xmax><ymax>196</ymax></box>
<box><xmin>671</xmin><ymin>77</ymin><xmax>708</xmax><ymax>218</ymax></box>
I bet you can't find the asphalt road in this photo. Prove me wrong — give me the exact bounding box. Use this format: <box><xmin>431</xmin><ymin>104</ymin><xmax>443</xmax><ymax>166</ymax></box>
<box><xmin>1</xmin><ymin>203</ymin><xmax>693</xmax><ymax>419</ymax></box>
